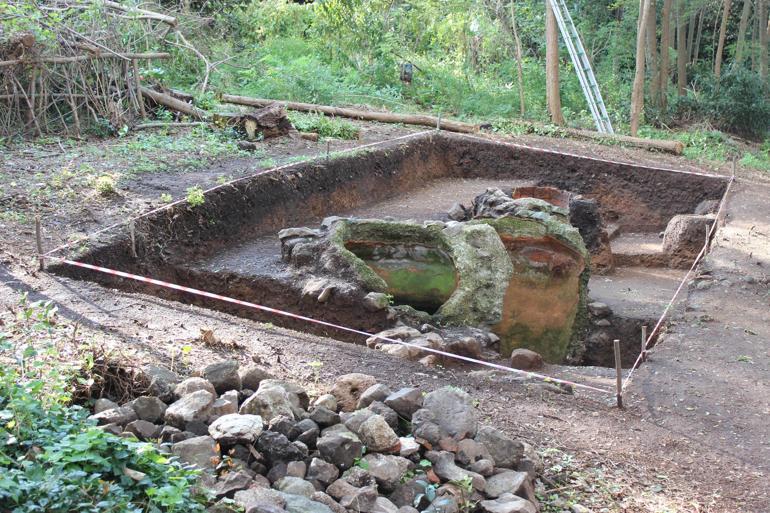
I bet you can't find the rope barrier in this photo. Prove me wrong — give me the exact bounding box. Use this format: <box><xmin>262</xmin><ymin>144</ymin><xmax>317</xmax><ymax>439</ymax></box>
<box><xmin>620</xmin><ymin>174</ymin><xmax>736</xmax><ymax>392</ymax></box>
<box><xmin>45</xmin><ymin>255</ymin><xmax>614</xmax><ymax>395</ymax></box>
<box><xmin>42</xmin><ymin>129</ymin><xmax>436</xmax><ymax>258</ymax></box>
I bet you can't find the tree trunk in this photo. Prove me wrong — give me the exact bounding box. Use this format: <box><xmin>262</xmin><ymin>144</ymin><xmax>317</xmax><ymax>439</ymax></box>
<box><xmin>660</xmin><ymin>0</ymin><xmax>674</xmax><ymax>108</ymax></box>
<box><xmin>631</xmin><ymin>0</ymin><xmax>652</xmax><ymax>136</ymax></box>
<box><xmin>678</xmin><ymin>0</ymin><xmax>688</xmax><ymax>94</ymax></box>
<box><xmin>761</xmin><ymin>0</ymin><xmax>769</xmax><ymax>79</ymax></box>
<box><xmin>693</xmin><ymin>6</ymin><xmax>705</xmax><ymax>63</ymax></box>
<box><xmin>735</xmin><ymin>0</ymin><xmax>754</xmax><ymax>64</ymax></box>
<box><xmin>647</xmin><ymin>0</ymin><xmax>660</xmax><ymax>105</ymax></box>
<box><xmin>545</xmin><ymin>0</ymin><xmax>565</xmax><ymax>125</ymax></box>
<box><xmin>714</xmin><ymin>0</ymin><xmax>732</xmax><ymax>79</ymax></box>
<box><xmin>510</xmin><ymin>1</ymin><xmax>526</xmax><ymax>117</ymax></box>
<box><xmin>687</xmin><ymin>8</ymin><xmax>697</xmax><ymax>61</ymax></box>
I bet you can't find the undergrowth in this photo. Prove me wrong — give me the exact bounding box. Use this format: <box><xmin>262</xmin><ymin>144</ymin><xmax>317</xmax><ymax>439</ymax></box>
<box><xmin>288</xmin><ymin>112</ymin><xmax>360</xmax><ymax>139</ymax></box>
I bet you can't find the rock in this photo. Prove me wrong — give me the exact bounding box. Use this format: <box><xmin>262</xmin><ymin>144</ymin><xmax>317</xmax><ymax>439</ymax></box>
<box><xmin>128</xmin><ymin>396</ymin><xmax>168</xmax><ymax>423</ymax></box>
<box><xmin>343</xmin><ymin>409</ymin><xmax>376</xmax><ymax>434</ymax></box>
<box><xmin>142</xmin><ymin>364</ymin><xmax>180</xmax><ymax>402</ymax></box>
<box><xmin>358</xmin><ymin>414</ymin><xmax>399</xmax><ymax>452</ymax></box>
<box><xmin>509</xmin><ymin>349</ymin><xmax>544</xmax><ymax>371</ymax></box>
<box><xmin>516</xmin><ymin>442</ymin><xmax>543</xmax><ymax>480</ymax></box>
<box><xmin>293</xmin><ymin>419</ymin><xmax>320</xmax><ymax>447</ymax></box>
<box><xmin>281</xmin><ymin>492</ymin><xmax>335</xmax><ymax>513</ymax></box>
<box><xmin>164</xmin><ymin>390</ymin><xmax>215</xmax><ymax>428</ymax></box>
<box><xmin>365</xmin><ymin>327</ymin><xmax>421</xmax><ymax>349</ymax></box>
<box><xmin>390</xmin><ymin>479</ymin><xmax>427</xmax><ymax>508</ymax></box>
<box><xmin>240</xmin><ymin>383</ymin><xmax>295</xmax><ymax>422</ymax></box>
<box><xmin>159</xmin><ymin>425</ymin><xmax>181</xmax><ymax>443</ymax></box>
<box><xmin>311</xmin><ymin>492</ymin><xmax>347</xmax><ymax>513</ymax></box>
<box><xmin>694</xmin><ymin>199</ymin><xmax>720</xmax><ymax>215</ymax></box>
<box><xmin>314</xmin><ymin>394</ymin><xmax>338</xmax><ymax>411</ymax></box>
<box><xmin>317</xmin><ymin>433</ymin><xmax>364</xmax><ymax>470</ymax></box>
<box><xmin>88</xmin><ymin>406</ymin><xmax>137</xmax><ymax>426</ymax></box>
<box><xmin>411</xmin><ymin>409</ymin><xmax>442</xmax><ymax>446</ymax></box>
<box><xmin>338</xmin><ymin>485</ymin><xmax>378</xmax><ymax>512</ymax></box>
<box><xmin>307</xmin><ymin>457</ymin><xmax>340</xmax><ymax>486</ymax></box>
<box><xmin>274</xmin><ymin>476</ymin><xmax>315</xmax><ymax>497</ymax></box>
<box><xmin>383</xmin><ymin>388</ymin><xmax>423</xmax><ymax>419</ymax></box>
<box><xmin>269</xmin><ymin>415</ymin><xmax>295</xmax><ymax>437</ymax></box>
<box><xmin>93</xmin><ymin>398</ymin><xmax>118</xmax><ymax>414</ymax></box>
<box><xmin>447</xmin><ymin>202</ymin><xmax>468</xmax><ymax>221</ymax></box>
<box><xmin>367</xmin><ymin>402</ymin><xmax>399</xmax><ymax>430</ymax></box>
<box><xmin>357</xmin><ymin>384</ymin><xmax>392</xmax><ymax>409</ymax></box>
<box><xmin>98</xmin><ymin>423</ymin><xmax>123</xmax><ymax>436</ymax></box>
<box><xmin>326</xmin><ymin>478</ymin><xmax>359</xmax><ymax>500</ymax></box>
<box><xmin>479</xmin><ymin>494</ymin><xmax>537</xmax><ymax>513</ymax></box>
<box><xmin>587</xmin><ymin>301</ymin><xmax>611</xmax><ymax>317</ymax></box>
<box><xmin>484</xmin><ymin>471</ymin><xmax>529</xmax><ymax>498</ymax></box>
<box><xmin>424</xmin><ymin>497</ymin><xmax>459</xmax><ymax>513</ymax></box>
<box><xmin>124</xmin><ymin>419</ymin><xmax>161</xmax><ymax>440</ymax></box>
<box><xmin>260</xmin><ymin>379</ymin><xmax>310</xmax><ymax>411</ymax></box>
<box><xmin>286</xmin><ymin>461</ymin><xmax>307</xmax><ymax>479</ymax></box>
<box><xmin>398</xmin><ymin>437</ymin><xmax>420</xmax><ymax>457</ymax></box>
<box><xmin>210</xmin><ymin>390</ymin><xmax>240</xmax><ymax>421</ymax></box>
<box><xmin>468</xmin><ymin>459</ymin><xmax>495</xmax><ymax>476</ymax></box>
<box><xmin>341</xmin><ymin>466</ymin><xmax>377</xmax><ymax>488</ymax></box>
<box><xmin>456</xmin><ymin>438</ymin><xmax>494</xmax><ymax>466</ymax></box>
<box><xmin>363</xmin><ymin>292</ymin><xmax>390</xmax><ymax>312</ymax></box>
<box><xmin>331</xmin><ymin>373</ymin><xmax>378</xmax><ymax>412</ymax></box>
<box><xmin>474</xmin><ymin>427</ymin><xmax>524</xmax><ymax>469</ymax></box>
<box><xmin>203</xmin><ymin>360</ymin><xmax>242</xmax><ymax>394</ymax></box>
<box><xmin>234</xmin><ymin>487</ymin><xmax>286</xmax><ymax>511</ymax></box>
<box><xmin>397</xmin><ymin>508</ymin><xmax>420</xmax><ymax>513</ymax></box>
<box><xmin>662</xmin><ymin>214</ymin><xmax>714</xmax><ymax>267</ymax></box>
<box><xmin>267</xmin><ymin>462</ymin><xmax>288</xmax><ymax>483</ymax></box>
<box><xmin>239</xmin><ymin>364</ymin><xmax>276</xmax><ymax>391</ymax></box>
<box><xmin>175</xmin><ymin>377</ymin><xmax>217</xmax><ymax>398</ymax></box>
<box><xmin>444</xmin><ymin>336</ymin><xmax>482</xmax><ymax>359</ymax></box>
<box><xmin>209</xmin><ymin>414</ymin><xmax>264</xmax><ymax>445</ymax></box>
<box><xmin>422</xmin><ymin>387</ymin><xmax>477</xmax><ymax>439</ymax></box>
<box><xmin>371</xmin><ymin>497</ymin><xmax>400</xmax><ymax>513</ymax></box>
<box><xmin>185</xmin><ymin>419</ymin><xmax>210</xmax><ymax>436</ymax></box>
<box><xmin>213</xmin><ymin>470</ymin><xmax>254</xmax><ymax>499</ymax></box>
<box><xmin>171</xmin><ymin>435</ymin><xmax>219</xmax><ymax>470</ymax></box>
<box><xmin>425</xmin><ymin>451</ymin><xmax>485</xmax><ymax>491</ymax></box>
<box><xmin>310</xmin><ymin>406</ymin><xmax>340</xmax><ymax>428</ymax></box>
<box><xmin>257</xmin><ymin>431</ymin><xmax>305</xmax><ymax>464</ymax></box>
<box><xmin>363</xmin><ymin>454</ymin><xmax>411</xmax><ymax>492</ymax></box>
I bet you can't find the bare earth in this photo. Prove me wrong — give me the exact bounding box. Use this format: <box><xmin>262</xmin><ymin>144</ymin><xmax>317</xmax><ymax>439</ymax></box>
<box><xmin>1</xmin><ymin>123</ymin><xmax>768</xmax><ymax>512</ymax></box>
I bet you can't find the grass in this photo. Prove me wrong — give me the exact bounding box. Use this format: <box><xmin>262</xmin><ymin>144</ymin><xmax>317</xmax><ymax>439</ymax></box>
<box><xmin>288</xmin><ymin>111</ymin><xmax>360</xmax><ymax>139</ymax></box>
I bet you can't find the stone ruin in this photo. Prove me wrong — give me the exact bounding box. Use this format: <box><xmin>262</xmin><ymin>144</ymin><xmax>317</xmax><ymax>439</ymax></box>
<box><xmin>88</xmin><ymin>360</ymin><xmax>544</xmax><ymax>513</ymax></box>
<box><xmin>279</xmin><ymin>186</ymin><xmax>615</xmax><ymax>364</ymax></box>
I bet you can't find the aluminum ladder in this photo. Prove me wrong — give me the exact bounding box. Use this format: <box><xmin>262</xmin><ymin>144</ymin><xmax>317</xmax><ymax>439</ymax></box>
<box><xmin>547</xmin><ymin>0</ymin><xmax>614</xmax><ymax>134</ymax></box>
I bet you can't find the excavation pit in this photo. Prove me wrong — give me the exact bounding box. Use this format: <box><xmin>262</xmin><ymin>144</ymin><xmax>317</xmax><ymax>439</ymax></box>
<box><xmin>53</xmin><ymin>132</ymin><xmax>729</xmax><ymax>368</ymax></box>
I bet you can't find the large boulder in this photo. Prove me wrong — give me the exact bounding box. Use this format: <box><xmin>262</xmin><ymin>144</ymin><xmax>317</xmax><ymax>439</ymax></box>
<box><xmin>662</xmin><ymin>214</ymin><xmax>714</xmax><ymax>268</ymax></box>
<box><xmin>208</xmin><ymin>413</ymin><xmax>264</xmax><ymax>445</ymax></box>
<box><xmin>422</xmin><ymin>386</ymin><xmax>478</xmax><ymax>439</ymax></box>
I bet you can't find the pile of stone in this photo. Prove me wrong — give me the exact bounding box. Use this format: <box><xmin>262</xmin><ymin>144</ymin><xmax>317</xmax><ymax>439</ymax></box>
<box><xmin>89</xmin><ymin>360</ymin><xmax>543</xmax><ymax>513</ymax></box>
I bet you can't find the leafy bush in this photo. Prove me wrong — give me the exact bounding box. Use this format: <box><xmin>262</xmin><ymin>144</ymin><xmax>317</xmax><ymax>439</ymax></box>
<box><xmin>289</xmin><ymin>112</ymin><xmax>360</xmax><ymax>139</ymax></box>
<box><xmin>0</xmin><ymin>296</ymin><xmax>206</xmax><ymax>512</ymax></box>
<box><xmin>186</xmin><ymin>185</ymin><xmax>205</xmax><ymax>207</ymax></box>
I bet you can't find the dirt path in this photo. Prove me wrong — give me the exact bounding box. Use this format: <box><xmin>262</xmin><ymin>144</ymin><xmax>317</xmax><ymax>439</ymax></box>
<box><xmin>2</xmin><ymin>124</ymin><xmax>769</xmax><ymax>511</ymax></box>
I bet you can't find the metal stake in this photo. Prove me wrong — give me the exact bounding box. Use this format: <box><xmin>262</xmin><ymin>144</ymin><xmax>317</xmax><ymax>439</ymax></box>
<box><xmin>35</xmin><ymin>216</ymin><xmax>44</xmax><ymax>270</ymax></box>
<box><xmin>613</xmin><ymin>339</ymin><xmax>623</xmax><ymax>409</ymax></box>
<box><xmin>641</xmin><ymin>325</ymin><xmax>648</xmax><ymax>362</ymax></box>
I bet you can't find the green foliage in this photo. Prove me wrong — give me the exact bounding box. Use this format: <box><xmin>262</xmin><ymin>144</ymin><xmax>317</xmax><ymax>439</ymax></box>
<box><xmin>186</xmin><ymin>186</ymin><xmax>205</xmax><ymax>207</ymax></box>
<box><xmin>93</xmin><ymin>175</ymin><xmax>117</xmax><ymax>196</ymax></box>
<box><xmin>289</xmin><ymin>112</ymin><xmax>359</xmax><ymax>139</ymax></box>
<box><xmin>0</xmin><ymin>295</ymin><xmax>205</xmax><ymax>512</ymax></box>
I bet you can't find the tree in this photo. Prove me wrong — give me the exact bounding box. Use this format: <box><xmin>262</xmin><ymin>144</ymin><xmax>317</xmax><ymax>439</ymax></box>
<box><xmin>678</xmin><ymin>0</ymin><xmax>688</xmax><ymax>94</ymax></box>
<box><xmin>647</xmin><ymin>0</ymin><xmax>660</xmax><ymax>104</ymax></box>
<box><xmin>735</xmin><ymin>0</ymin><xmax>753</xmax><ymax>64</ymax></box>
<box><xmin>482</xmin><ymin>0</ymin><xmax>526</xmax><ymax>117</ymax></box>
<box><xmin>545</xmin><ymin>0</ymin><xmax>565</xmax><ymax>125</ymax></box>
<box><xmin>760</xmin><ymin>0</ymin><xmax>769</xmax><ymax>79</ymax></box>
<box><xmin>660</xmin><ymin>0</ymin><xmax>674</xmax><ymax>108</ymax></box>
<box><xmin>714</xmin><ymin>0</ymin><xmax>732</xmax><ymax>78</ymax></box>
<box><xmin>631</xmin><ymin>0</ymin><xmax>653</xmax><ymax>135</ymax></box>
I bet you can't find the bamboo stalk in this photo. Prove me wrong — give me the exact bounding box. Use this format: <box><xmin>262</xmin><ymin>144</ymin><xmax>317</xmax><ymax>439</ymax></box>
<box><xmin>0</xmin><ymin>52</ymin><xmax>170</xmax><ymax>67</ymax></box>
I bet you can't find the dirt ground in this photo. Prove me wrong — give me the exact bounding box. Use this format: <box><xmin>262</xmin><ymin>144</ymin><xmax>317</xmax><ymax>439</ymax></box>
<box><xmin>1</xmin><ymin>123</ymin><xmax>769</xmax><ymax>512</ymax></box>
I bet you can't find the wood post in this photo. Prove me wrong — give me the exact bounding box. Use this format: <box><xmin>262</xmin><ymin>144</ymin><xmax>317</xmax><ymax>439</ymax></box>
<box><xmin>641</xmin><ymin>325</ymin><xmax>648</xmax><ymax>362</ymax></box>
<box><xmin>614</xmin><ymin>339</ymin><xmax>624</xmax><ymax>408</ymax></box>
<box><xmin>35</xmin><ymin>216</ymin><xmax>44</xmax><ymax>270</ymax></box>
<box><xmin>129</xmin><ymin>220</ymin><xmax>137</xmax><ymax>259</ymax></box>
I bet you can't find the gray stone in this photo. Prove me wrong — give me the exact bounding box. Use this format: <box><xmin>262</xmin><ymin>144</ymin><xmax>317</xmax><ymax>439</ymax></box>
<box><xmin>286</xmin><ymin>460</ymin><xmax>307</xmax><ymax>478</ymax></box>
<box><xmin>93</xmin><ymin>398</ymin><xmax>118</xmax><ymax>414</ymax></box>
<box><xmin>313</xmin><ymin>394</ymin><xmax>338</xmax><ymax>411</ymax></box>
<box><xmin>267</xmin><ymin>462</ymin><xmax>288</xmax><ymax>483</ymax></box>
<box><xmin>239</xmin><ymin>364</ymin><xmax>276</xmax><ymax>391</ymax></box>
<box><xmin>175</xmin><ymin>377</ymin><xmax>216</xmax><ymax>398</ymax></box>
<box><xmin>508</xmin><ymin>349</ymin><xmax>544</xmax><ymax>371</ymax></box>
<box><xmin>341</xmin><ymin>466</ymin><xmax>377</xmax><ymax>488</ymax></box>
<box><xmin>311</xmin><ymin>492</ymin><xmax>347</xmax><ymax>513</ymax></box>
<box><xmin>234</xmin><ymin>487</ymin><xmax>286</xmax><ymax>511</ymax></box>
<box><xmin>209</xmin><ymin>413</ymin><xmax>264</xmax><ymax>445</ymax></box>
<box><xmin>88</xmin><ymin>406</ymin><xmax>137</xmax><ymax>426</ymax></box>
<box><xmin>338</xmin><ymin>485</ymin><xmax>378</xmax><ymax>512</ymax></box>
<box><xmin>456</xmin><ymin>438</ymin><xmax>494</xmax><ymax>466</ymax></box>
<box><xmin>694</xmin><ymin>199</ymin><xmax>720</xmax><ymax>215</ymax></box>
<box><xmin>358</xmin><ymin>414</ymin><xmax>399</xmax><ymax>452</ymax></box>
<box><xmin>317</xmin><ymin>433</ymin><xmax>364</xmax><ymax>470</ymax></box>
<box><xmin>422</xmin><ymin>387</ymin><xmax>477</xmax><ymax>439</ymax></box>
<box><xmin>390</xmin><ymin>479</ymin><xmax>426</xmax><ymax>508</ymax></box>
<box><xmin>365</xmin><ymin>327</ymin><xmax>421</xmax><ymax>349</ymax></box>
<box><xmin>484</xmin><ymin>471</ymin><xmax>529</xmax><ymax>498</ymax></box>
<box><xmin>447</xmin><ymin>202</ymin><xmax>467</xmax><ymax>221</ymax></box>
<box><xmin>260</xmin><ymin>379</ymin><xmax>310</xmax><ymax>411</ymax></box>
<box><xmin>326</xmin><ymin>478</ymin><xmax>359</xmax><ymax>500</ymax></box>
<box><xmin>280</xmin><ymin>491</ymin><xmax>335</xmax><ymax>513</ymax></box>
<box><xmin>411</xmin><ymin>409</ymin><xmax>442</xmax><ymax>446</ymax></box>
<box><xmin>662</xmin><ymin>214</ymin><xmax>714</xmax><ymax>265</ymax></box>
<box><xmin>343</xmin><ymin>409</ymin><xmax>376</xmax><ymax>434</ymax></box>
<box><xmin>213</xmin><ymin>470</ymin><xmax>254</xmax><ymax>499</ymax></box>
<box><xmin>240</xmin><ymin>383</ymin><xmax>295</xmax><ymax>422</ymax></box>
<box><xmin>203</xmin><ymin>360</ymin><xmax>242</xmax><ymax>394</ymax></box>
<box><xmin>210</xmin><ymin>390</ymin><xmax>240</xmax><ymax>421</ymax></box>
<box><xmin>141</xmin><ymin>364</ymin><xmax>179</xmax><ymax>402</ymax></box>
<box><xmin>397</xmin><ymin>508</ymin><xmax>420</xmax><ymax>513</ymax></box>
<box><xmin>587</xmin><ymin>301</ymin><xmax>612</xmax><ymax>317</ymax></box>
<box><xmin>307</xmin><ymin>457</ymin><xmax>340</xmax><ymax>486</ymax></box>
<box><xmin>371</xmin><ymin>497</ymin><xmax>400</xmax><ymax>513</ymax></box>
<box><xmin>269</xmin><ymin>415</ymin><xmax>295</xmax><ymax>437</ymax></box>
<box><xmin>274</xmin><ymin>476</ymin><xmax>315</xmax><ymax>497</ymax></box>
<box><xmin>124</xmin><ymin>419</ymin><xmax>161</xmax><ymax>440</ymax></box>
<box><xmin>159</xmin><ymin>425</ymin><xmax>181</xmax><ymax>443</ymax></box>
<box><xmin>98</xmin><ymin>423</ymin><xmax>123</xmax><ymax>436</ymax></box>
<box><xmin>357</xmin><ymin>384</ymin><xmax>392</xmax><ymax>409</ymax></box>
<box><xmin>310</xmin><ymin>406</ymin><xmax>340</xmax><ymax>428</ymax></box>
<box><xmin>171</xmin><ymin>435</ymin><xmax>219</xmax><ymax>470</ymax></box>
<box><xmin>363</xmin><ymin>292</ymin><xmax>390</xmax><ymax>312</ymax></box>
<box><xmin>398</xmin><ymin>437</ymin><xmax>420</xmax><ymax>457</ymax></box>
<box><xmin>424</xmin><ymin>497</ymin><xmax>459</xmax><ymax>513</ymax></box>
<box><xmin>164</xmin><ymin>390</ymin><xmax>215</xmax><ymax>429</ymax></box>
<box><xmin>257</xmin><ymin>431</ymin><xmax>304</xmax><ymax>464</ymax></box>
<box><xmin>474</xmin><ymin>426</ymin><xmax>524</xmax><ymax>469</ymax></box>
<box><xmin>128</xmin><ymin>396</ymin><xmax>167</xmax><ymax>423</ymax></box>
<box><xmin>425</xmin><ymin>451</ymin><xmax>485</xmax><ymax>491</ymax></box>
<box><xmin>479</xmin><ymin>494</ymin><xmax>537</xmax><ymax>513</ymax></box>
<box><xmin>468</xmin><ymin>458</ymin><xmax>495</xmax><ymax>476</ymax></box>
<box><xmin>330</xmin><ymin>373</ymin><xmax>378</xmax><ymax>412</ymax></box>
<box><xmin>383</xmin><ymin>388</ymin><xmax>423</xmax><ymax>419</ymax></box>
<box><xmin>363</xmin><ymin>454</ymin><xmax>411</xmax><ymax>492</ymax></box>
<box><xmin>368</xmin><ymin>401</ymin><xmax>399</xmax><ymax>430</ymax></box>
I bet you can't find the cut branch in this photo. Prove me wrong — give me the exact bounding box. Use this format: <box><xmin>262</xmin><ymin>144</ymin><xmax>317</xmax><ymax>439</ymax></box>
<box><xmin>140</xmin><ymin>86</ymin><xmax>208</xmax><ymax>120</ymax></box>
<box><xmin>0</xmin><ymin>52</ymin><xmax>170</xmax><ymax>67</ymax></box>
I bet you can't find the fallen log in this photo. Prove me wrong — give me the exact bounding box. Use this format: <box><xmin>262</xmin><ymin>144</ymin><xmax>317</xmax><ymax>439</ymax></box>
<box><xmin>139</xmin><ymin>86</ymin><xmax>208</xmax><ymax>121</ymax></box>
<box><xmin>132</xmin><ymin>121</ymin><xmax>209</xmax><ymax>130</ymax></box>
<box><xmin>220</xmin><ymin>94</ymin><xmax>480</xmax><ymax>134</ymax></box>
<box><xmin>565</xmin><ymin>128</ymin><xmax>684</xmax><ymax>155</ymax></box>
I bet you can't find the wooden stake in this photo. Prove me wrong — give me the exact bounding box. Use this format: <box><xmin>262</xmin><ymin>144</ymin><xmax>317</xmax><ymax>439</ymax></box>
<box><xmin>129</xmin><ymin>220</ymin><xmax>137</xmax><ymax>259</ymax></box>
<box><xmin>326</xmin><ymin>140</ymin><xmax>331</xmax><ymax>161</ymax></box>
<box><xmin>35</xmin><ymin>216</ymin><xmax>44</xmax><ymax>270</ymax></box>
<box><xmin>641</xmin><ymin>325</ymin><xmax>648</xmax><ymax>362</ymax></box>
<box><xmin>614</xmin><ymin>339</ymin><xmax>623</xmax><ymax>409</ymax></box>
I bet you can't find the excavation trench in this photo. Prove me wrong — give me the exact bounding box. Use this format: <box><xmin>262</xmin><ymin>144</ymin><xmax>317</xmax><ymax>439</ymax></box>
<box><xmin>51</xmin><ymin>132</ymin><xmax>729</xmax><ymax>368</ymax></box>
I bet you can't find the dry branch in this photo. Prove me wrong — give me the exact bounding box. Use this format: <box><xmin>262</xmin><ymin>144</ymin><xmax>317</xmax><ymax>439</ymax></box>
<box><xmin>139</xmin><ymin>86</ymin><xmax>208</xmax><ymax>120</ymax></box>
<box><xmin>101</xmin><ymin>0</ymin><xmax>177</xmax><ymax>27</ymax></box>
<box><xmin>220</xmin><ymin>94</ymin><xmax>480</xmax><ymax>134</ymax></box>
<box><xmin>0</xmin><ymin>52</ymin><xmax>170</xmax><ymax>67</ymax></box>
